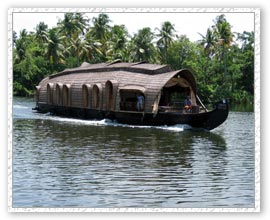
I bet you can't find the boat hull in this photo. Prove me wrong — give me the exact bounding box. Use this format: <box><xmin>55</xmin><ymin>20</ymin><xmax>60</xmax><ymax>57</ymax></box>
<box><xmin>35</xmin><ymin>100</ymin><xmax>228</xmax><ymax>130</ymax></box>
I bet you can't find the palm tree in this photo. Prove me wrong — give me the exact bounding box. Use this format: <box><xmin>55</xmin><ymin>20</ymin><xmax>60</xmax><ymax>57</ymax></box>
<box><xmin>198</xmin><ymin>27</ymin><xmax>215</xmax><ymax>58</ymax></box>
<box><xmin>198</xmin><ymin>27</ymin><xmax>216</xmax><ymax>82</ymax></box>
<box><xmin>35</xmin><ymin>22</ymin><xmax>48</xmax><ymax>43</ymax></box>
<box><xmin>14</xmin><ymin>29</ymin><xmax>28</xmax><ymax>62</ymax></box>
<box><xmin>58</xmin><ymin>13</ymin><xmax>89</xmax><ymax>38</ymax></box>
<box><xmin>84</xmin><ymin>34</ymin><xmax>103</xmax><ymax>63</ymax></box>
<box><xmin>106</xmin><ymin>24</ymin><xmax>129</xmax><ymax>61</ymax></box>
<box><xmin>67</xmin><ymin>36</ymin><xmax>102</xmax><ymax>66</ymax></box>
<box><xmin>129</xmin><ymin>27</ymin><xmax>156</xmax><ymax>62</ymax></box>
<box><xmin>156</xmin><ymin>21</ymin><xmax>176</xmax><ymax>63</ymax></box>
<box><xmin>57</xmin><ymin>13</ymin><xmax>90</xmax><ymax>66</ymax></box>
<box><xmin>87</xmin><ymin>13</ymin><xmax>111</xmax><ymax>62</ymax></box>
<box><xmin>57</xmin><ymin>13</ymin><xmax>79</xmax><ymax>39</ymax></box>
<box><xmin>90</xmin><ymin>13</ymin><xmax>111</xmax><ymax>42</ymax></box>
<box><xmin>67</xmin><ymin>37</ymin><xmax>85</xmax><ymax>66</ymax></box>
<box><xmin>213</xmin><ymin>15</ymin><xmax>234</xmax><ymax>78</ymax></box>
<box><xmin>20</xmin><ymin>29</ymin><xmax>28</xmax><ymax>39</ymax></box>
<box><xmin>74</xmin><ymin>13</ymin><xmax>89</xmax><ymax>36</ymax></box>
<box><xmin>44</xmin><ymin>28</ymin><xmax>66</xmax><ymax>71</ymax></box>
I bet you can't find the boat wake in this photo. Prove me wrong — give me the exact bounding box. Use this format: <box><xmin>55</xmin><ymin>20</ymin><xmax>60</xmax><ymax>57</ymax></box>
<box><xmin>13</xmin><ymin>105</ymin><xmax>28</xmax><ymax>109</ymax></box>
<box><xmin>39</xmin><ymin>115</ymin><xmax>191</xmax><ymax>132</ymax></box>
<box><xmin>13</xmin><ymin>101</ymin><xmax>190</xmax><ymax>132</ymax></box>
<box><xmin>14</xmin><ymin>103</ymin><xmax>192</xmax><ymax>132</ymax></box>
<box><xmin>13</xmin><ymin>97</ymin><xmax>197</xmax><ymax>132</ymax></box>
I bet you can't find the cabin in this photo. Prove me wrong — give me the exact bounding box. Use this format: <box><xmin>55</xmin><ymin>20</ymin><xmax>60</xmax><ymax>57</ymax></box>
<box><xmin>35</xmin><ymin>61</ymin><xmax>200</xmax><ymax>115</ymax></box>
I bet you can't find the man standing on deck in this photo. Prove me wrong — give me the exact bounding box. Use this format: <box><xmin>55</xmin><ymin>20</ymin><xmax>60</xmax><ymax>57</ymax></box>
<box><xmin>137</xmin><ymin>94</ymin><xmax>144</xmax><ymax>111</ymax></box>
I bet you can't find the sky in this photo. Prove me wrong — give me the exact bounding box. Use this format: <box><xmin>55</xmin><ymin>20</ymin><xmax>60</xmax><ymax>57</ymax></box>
<box><xmin>12</xmin><ymin>11</ymin><xmax>255</xmax><ymax>42</ymax></box>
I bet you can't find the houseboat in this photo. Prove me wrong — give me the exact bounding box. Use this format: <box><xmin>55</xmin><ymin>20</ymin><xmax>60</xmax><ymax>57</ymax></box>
<box><xmin>33</xmin><ymin>61</ymin><xmax>229</xmax><ymax>130</ymax></box>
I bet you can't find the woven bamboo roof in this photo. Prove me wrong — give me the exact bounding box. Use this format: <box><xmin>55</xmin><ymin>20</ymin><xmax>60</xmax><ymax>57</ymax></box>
<box><xmin>49</xmin><ymin>61</ymin><xmax>171</xmax><ymax>78</ymax></box>
<box><xmin>40</xmin><ymin>61</ymin><xmax>197</xmax><ymax>94</ymax></box>
<box><xmin>37</xmin><ymin>61</ymin><xmax>197</xmax><ymax>112</ymax></box>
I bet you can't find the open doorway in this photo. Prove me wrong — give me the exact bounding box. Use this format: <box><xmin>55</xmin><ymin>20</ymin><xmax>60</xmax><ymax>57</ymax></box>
<box><xmin>119</xmin><ymin>89</ymin><xmax>145</xmax><ymax>112</ymax></box>
<box><xmin>159</xmin><ymin>85</ymin><xmax>190</xmax><ymax>108</ymax></box>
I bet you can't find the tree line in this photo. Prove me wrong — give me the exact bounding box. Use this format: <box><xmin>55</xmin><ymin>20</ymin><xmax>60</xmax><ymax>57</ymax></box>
<box><xmin>13</xmin><ymin>13</ymin><xmax>254</xmax><ymax>104</ymax></box>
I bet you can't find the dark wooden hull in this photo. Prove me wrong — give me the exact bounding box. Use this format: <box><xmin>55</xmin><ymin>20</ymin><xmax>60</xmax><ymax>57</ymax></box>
<box><xmin>34</xmin><ymin>100</ymin><xmax>228</xmax><ymax>131</ymax></box>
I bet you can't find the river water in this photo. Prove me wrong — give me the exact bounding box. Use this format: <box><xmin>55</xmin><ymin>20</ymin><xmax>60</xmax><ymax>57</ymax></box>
<box><xmin>12</xmin><ymin>97</ymin><xmax>255</xmax><ymax>208</ymax></box>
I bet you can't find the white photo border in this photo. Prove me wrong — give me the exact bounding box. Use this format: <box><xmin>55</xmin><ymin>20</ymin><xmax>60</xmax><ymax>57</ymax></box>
<box><xmin>7</xmin><ymin>7</ymin><xmax>260</xmax><ymax>212</ymax></box>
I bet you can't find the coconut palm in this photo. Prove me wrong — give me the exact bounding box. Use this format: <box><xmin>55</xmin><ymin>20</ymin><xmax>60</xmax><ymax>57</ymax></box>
<box><xmin>90</xmin><ymin>13</ymin><xmax>111</xmax><ymax>42</ymax></box>
<box><xmin>57</xmin><ymin>13</ymin><xmax>79</xmax><ymax>39</ymax></box>
<box><xmin>106</xmin><ymin>24</ymin><xmax>129</xmax><ymax>61</ymax></box>
<box><xmin>198</xmin><ymin>27</ymin><xmax>216</xmax><ymax>82</ymax></box>
<box><xmin>44</xmin><ymin>28</ymin><xmax>66</xmax><ymax>71</ymax></box>
<box><xmin>58</xmin><ymin>13</ymin><xmax>89</xmax><ymax>39</ymax></box>
<box><xmin>156</xmin><ymin>21</ymin><xmax>176</xmax><ymax>63</ymax></box>
<box><xmin>14</xmin><ymin>29</ymin><xmax>29</xmax><ymax>62</ymax></box>
<box><xmin>86</xmin><ymin>13</ymin><xmax>111</xmax><ymax>62</ymax></box>
<box><xmin>198</xmin><ymin>27</ymin><xmax>215</xmax><ymax>58</ymax></box>
<box><xmin>129</xmin><ymin>27</ymin><xmax>156</xmax><ymax>62</ymax></box>
<box><xmin>213</xmin><ymin>15</ymin><xmax>234</xmax><ymax>77</ymax></box>
<box><xmin>85</xmin><ymin>36</ymin><xmax>103</xmax><ymax>63</ymax></box>
<box><xmin>73</xmin><ymin>13</ymin><xmax>89</xmax><ymax>35</ymax></box>
<box><xmin>67</xmin><ymin>36</ymin><xmax>103</xmax><ymax>66</ymax></box>
<box><xmin>19</xmin><ymin>29</ymin><xmax>28</xmax><ymax>39</ymax></box>
<box><xmin>57</xmin><ymin>13</ymin><xmax>90</xmax><ymax>66</ymax></box>
<box><xmin>35</xmin><ymin>22</ymin><xmax>48</xmax><ymax>43</ymax></box>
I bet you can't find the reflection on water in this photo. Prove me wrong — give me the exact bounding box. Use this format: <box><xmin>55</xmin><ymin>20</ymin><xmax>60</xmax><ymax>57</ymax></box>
<box><xmin>229</xmin><ymin>102</ymin><xmax>254</xmax><ymax>112</ymax></box>
<box><xmin>12</xmin><ymin>98</ymin><xmax>255</xmax><ymax>208</ymax></box>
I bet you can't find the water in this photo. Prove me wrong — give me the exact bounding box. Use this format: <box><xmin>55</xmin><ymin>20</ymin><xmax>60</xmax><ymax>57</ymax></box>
<box><xmin>12</xmin><ymin>97</ymin><xmax>255</xmax><ymax>208</ymax></box>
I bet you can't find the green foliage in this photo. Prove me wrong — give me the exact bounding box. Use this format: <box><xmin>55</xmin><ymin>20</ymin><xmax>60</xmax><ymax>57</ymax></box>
<box><xmin>106</xmin><ymin>25</ymin><xmax>129</xmax><ymax>61</ymax></box>
<box><xmin>128</xmin><ymin>27</ymin><xmax>157</xmax><ymax>63</ymax></box>
<box><xmin>156</xmin><ymin>21</ymin><xmax>176</xmax><ymax>63</ymax></box>
<box><xmin>13</xmin><ymin>13</ymin><xmax>254</xmax><ymax>105</ymax></box>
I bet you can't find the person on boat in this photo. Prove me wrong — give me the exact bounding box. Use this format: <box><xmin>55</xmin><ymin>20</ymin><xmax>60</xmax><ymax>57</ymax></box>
<box><xmin>184</xmin><ymin>96</ymin><xmax>192</xmax><ymax>111</ymax></box>
<box><xmin>137</xmin><ymin>94</ymin><xmax>144</xmax><ymax>111</ymax></box>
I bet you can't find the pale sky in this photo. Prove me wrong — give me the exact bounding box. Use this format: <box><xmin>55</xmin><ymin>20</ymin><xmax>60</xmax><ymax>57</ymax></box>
<box><xmin>12</xmin><ymin>11</ymin><xmax>255</xmax><ymax>42</ymax></box>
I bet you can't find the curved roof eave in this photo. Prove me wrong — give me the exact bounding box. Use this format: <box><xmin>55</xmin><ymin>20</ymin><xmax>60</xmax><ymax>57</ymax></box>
<box><xmin>176</xmin><ymin>69</ymin><xmax>197</xmax><ymax>94</ymax></box>
<box><xmin>153</xmin><ymin>69</ymin><xmax>197</xmax><ymax>95</ymax></box>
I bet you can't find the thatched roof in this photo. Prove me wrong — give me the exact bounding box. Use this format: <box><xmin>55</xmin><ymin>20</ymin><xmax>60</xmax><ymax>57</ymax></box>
<box><xmin>42</xmin><ymin>61</ymin><xmax>196</xmax><ymax>92</ymax></box>
<box><xmin>37</xmin><ymin>61</ymin><xmax>197</xmax><ymax>112</ymax></box>
<box><xmin>49</xmin><ymin>61</ymin><xmax>172</xmax><ymax>78</ymax></box>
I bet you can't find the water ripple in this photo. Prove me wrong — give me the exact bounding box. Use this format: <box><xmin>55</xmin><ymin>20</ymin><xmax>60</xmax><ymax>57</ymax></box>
<box><xmin>12</xmin><ymin>98</ymin><xmax>255</xmax><ymax>208</ymax></box>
